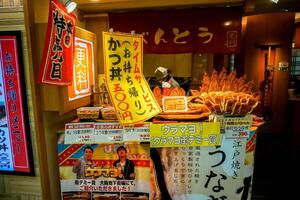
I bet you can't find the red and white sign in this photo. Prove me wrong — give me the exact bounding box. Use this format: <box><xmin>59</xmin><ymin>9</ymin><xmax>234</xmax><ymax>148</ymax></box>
<box><xmin>38</xmin><ymin>0</ymin><xmax>76</xmax><ymax>85</ymax></box>
<box><xmin>0</xmin><ymin>32</ymin><xmax>33</xmax><ymax>174</ymax></box>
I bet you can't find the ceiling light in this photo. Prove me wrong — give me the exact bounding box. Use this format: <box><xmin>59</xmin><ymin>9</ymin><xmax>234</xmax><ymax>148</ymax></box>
<box><xmin>271</xmin><ymin>0</ymin><xmax>279</xmax><ymax>4</ymax></box>
<box><xmin>65</xmin><ymin>0</ymin><xmax>77</xmax><ymax>13</ymax></box>
<box><xmin>223</xmin><ymin>21</ymin><xmax>232</xmax><ymax>26</ymax></box>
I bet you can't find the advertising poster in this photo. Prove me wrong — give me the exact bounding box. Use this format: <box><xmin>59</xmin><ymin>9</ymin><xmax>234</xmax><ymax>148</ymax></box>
<box><xmin>58</xmin><ymin>143</ymin><xmax>150</xmax><ymax>200</ymax></box>
<box><xmin>149</xmin><ymin>116</ymin><xmax>253</xmax><ymax>200</ymax></box>
<box><xmin>103</xmin><ymin>32</ymin><xmax>161</xmax><ymax>125</ymax></box>
<box><xmin>150</xmin><ymin>138</ymin><xmax>247</xmax><ymax>200</ymax></box>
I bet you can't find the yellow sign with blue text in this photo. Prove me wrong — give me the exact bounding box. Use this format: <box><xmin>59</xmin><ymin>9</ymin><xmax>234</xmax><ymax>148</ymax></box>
<box><xmin>103</xmin><ymin>32</ymin><xmax>161</xmax><ymax>125</ymax></box>
<box><xmin>150</xmin><ymin>122</ymin><xmax>221</xmax><ymax>148</ymax></box>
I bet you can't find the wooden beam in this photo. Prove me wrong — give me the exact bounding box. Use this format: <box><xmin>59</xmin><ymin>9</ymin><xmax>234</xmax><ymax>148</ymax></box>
<box><xmin>76</xmin><ymin>0</ymin><xmax>244</xmax><ymax>13</ymax></box>
<box><xmin>23</xmin><ymin>0</ymin><xmax>51</xmax><ymax>199</ymax></box>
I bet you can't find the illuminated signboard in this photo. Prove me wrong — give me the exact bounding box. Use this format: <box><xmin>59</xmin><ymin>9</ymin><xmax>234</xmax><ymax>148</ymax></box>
<box><xmin>68</xmin><ymin>37</ymin><xmax>95</xmax><ymax>101</ymax></box>
<box><xmin>0</xmin><ymin>31</ymin><xmax>34</xmax><ymax>175</ymax></box>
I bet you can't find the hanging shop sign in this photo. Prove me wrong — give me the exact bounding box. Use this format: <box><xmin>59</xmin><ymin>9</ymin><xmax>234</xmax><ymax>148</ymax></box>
<box><xmin>150</xmin><ymin>122</ymin><xmax>221</xmax><ymax>148</ymax></box>
<box><xmin>108</xmin><ymin>7</ymin><xmax>242</xmax><ymax>54</ymax></box>
<box><xmin>38</xmin><ymin>0</ymin><xmax>76</xmax><ymax>85</ymax></box>
<box><xmin>103</xmin><ymin>32</ymin><xmax>161</xmax><ymax>125</ymax></box>
<box><xmin>68</xmin><ymin>36</ymin><xmax>95</xmax><ymax>101</ymax></box>
<box><xmin>58</xmin><ymin>143</ymin><xmax>150</xmax><ymax>199</ymax></box>
<box><xmin>0</xmin><ymin>31</ymin><xmax>34</xmax><ymax>175</ymax></box>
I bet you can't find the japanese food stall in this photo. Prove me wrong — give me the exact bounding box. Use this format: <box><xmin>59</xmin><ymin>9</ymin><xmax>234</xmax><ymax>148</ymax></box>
<box><xmin>36</xmin><ymin>1</ymin><xmax>265</xmax><ymax>199</ymax></box>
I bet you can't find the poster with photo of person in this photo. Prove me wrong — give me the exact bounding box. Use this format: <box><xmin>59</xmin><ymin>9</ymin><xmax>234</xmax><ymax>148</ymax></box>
<box><xmin>58</xmin><ymin>143</ymin><xmax>151</xmax><ymax>199</ymax></box>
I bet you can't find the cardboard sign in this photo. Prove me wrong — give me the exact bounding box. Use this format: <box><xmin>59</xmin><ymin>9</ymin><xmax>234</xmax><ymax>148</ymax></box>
<box><xmin>103</xmin><ymin>32</ymin><xmax>161</xmax><ymax>125</ymax></box>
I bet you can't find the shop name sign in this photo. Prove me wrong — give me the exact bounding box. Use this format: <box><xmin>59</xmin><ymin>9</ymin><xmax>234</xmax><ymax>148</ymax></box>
<box><xmin>68</xmin><ymin>37</ymin><xmax>95</xmax><ymax>101</ymax></box>
<box><xmin>108</xmin><ymin>7</ymin><xmax>242</xmax><ymax>54</ymax></box>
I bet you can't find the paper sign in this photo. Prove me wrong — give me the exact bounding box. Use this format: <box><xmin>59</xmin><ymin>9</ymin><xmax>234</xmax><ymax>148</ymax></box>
<box><xmin>94</xmin><ymin>123</ymin><xmax>123</xmax><ymax>143</ymax></box>
<box><xmin>150</xmin><ymin>122</ymin><xmax>220</xmax><ymax>148</ymax></box>
<box><xmin>64</xmin><ymin>123</ymin><xmax>95</xmax><ymax>144</ymax></box>
<box><xmin>210</xmin><ymin>115</ymin><xmax>251</xmax><ymax>138</ymax></box>
<box><xmin>58</xmin><ymin>143</ymin><xmax>151</xmax><ymax>198</ymax></box>
<box><xmin>123</xmin><ymin>123</ymin><xmax>150</xmax><ymax>142</ymax></box>
<box><xmin>162</xmin><ymin>96</ymin><xmax>188</xmax><ymax>112</ymax></box>
<box><xmin>103</xmin><ymin>32</ymin><xmax>161</xmax><ymax>125</ymax></box>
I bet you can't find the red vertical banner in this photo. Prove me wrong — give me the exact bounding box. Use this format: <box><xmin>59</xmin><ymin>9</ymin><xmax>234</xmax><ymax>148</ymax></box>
<box><xmin>38</xmin><ymin>0</ymin><xmax>76</xmax><ymax>85</ymax></box>
<box><xmin>0</xmin><ymin>33</ymin><xmax>32</xmax><ymax>173</ymax></box>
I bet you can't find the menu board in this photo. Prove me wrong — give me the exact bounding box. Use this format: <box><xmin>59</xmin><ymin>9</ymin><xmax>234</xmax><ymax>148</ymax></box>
<box><xmin>0</xmin><ymin>31</ymin><xmax>34</xmax><ymax>175</ymax></box>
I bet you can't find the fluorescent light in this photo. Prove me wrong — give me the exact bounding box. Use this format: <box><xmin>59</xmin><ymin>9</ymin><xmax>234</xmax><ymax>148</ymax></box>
<box><xmin>271</xmin><ymin>0</ymin><xmax>279</xmax><ymax>3</ymax></box>
<box><xmin>65</xmin><ymin>0</ymin><xmax>77</xmax><ymax>13</ymax></box>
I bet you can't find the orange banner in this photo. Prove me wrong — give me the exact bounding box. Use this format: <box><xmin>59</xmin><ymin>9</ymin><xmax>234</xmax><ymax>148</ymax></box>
<box><xmin>68</xmin><ymin>37</ymin><xmax>94</xmax><ymax>101</ymax></box>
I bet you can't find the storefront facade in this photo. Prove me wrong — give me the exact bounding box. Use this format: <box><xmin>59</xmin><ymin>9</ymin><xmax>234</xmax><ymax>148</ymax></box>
<box><xmin>0</xmin><ymin>0</ymin><xmax>298</xmax><ymax>199</ymax></box>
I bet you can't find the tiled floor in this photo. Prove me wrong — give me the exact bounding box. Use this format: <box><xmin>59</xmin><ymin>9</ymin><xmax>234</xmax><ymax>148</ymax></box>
<box><xmin>251</xmin><ymin>123</ymin><xmax>298</xmax><ymax>200</ymax></box>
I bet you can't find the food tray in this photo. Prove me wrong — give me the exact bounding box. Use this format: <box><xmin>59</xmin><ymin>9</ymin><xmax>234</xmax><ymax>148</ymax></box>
<box><xmin>76</xmin><ymin>107</ymin><xmax>101</xmax><ymax>119</ymax></box>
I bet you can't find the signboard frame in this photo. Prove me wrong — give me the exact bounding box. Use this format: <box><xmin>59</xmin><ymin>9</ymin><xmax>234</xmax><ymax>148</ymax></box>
<box><xmin>59</xmin><ymin>27</ymin><xmax>97</xmax><ymax>114</ymax></box>
<box><xmin>0</xmin><ymin>31</ymin><xmax>34</xmax><ymax>176</ymax></box>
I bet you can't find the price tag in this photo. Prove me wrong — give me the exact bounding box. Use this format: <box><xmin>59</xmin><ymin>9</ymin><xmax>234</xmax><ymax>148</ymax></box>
<box><xmin>123</xmin><ymin>123</ymin><xmax>150</xmax><ymax>142</ymax></box>
<box><xmin>94</xmin><ymin>123</ymin><xmax>124</xmax><ymax>143</ymax></box>
<box><xmin>65</xmin><ymin>123</ymin><xmax>95</xmax><ymax>144</ymax></box>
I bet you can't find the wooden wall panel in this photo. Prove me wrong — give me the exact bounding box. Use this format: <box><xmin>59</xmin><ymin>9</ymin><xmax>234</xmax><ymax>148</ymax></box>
<box><xmin>0</xmin><ymin>0</ymin><xmax>23</xmax><ymax>7</ymax></box>
<box><xmin>242</xmin><ymin>12</ymin><xmax>295</xmax><ymax>133</ymax></box>
<box><xmin>86</xmin><ymin>15</ymin><xmax>109</xmax><ymax>74</ymax></box>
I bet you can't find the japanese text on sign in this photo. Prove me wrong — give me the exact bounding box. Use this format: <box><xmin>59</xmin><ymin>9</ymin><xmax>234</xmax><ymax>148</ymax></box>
<box><xmin>103</xmin><ymin>32</ymin><xmax>161</xmax><ymax>125</ymax></box>
<box><xmin>108</xmin><ymin>8</ymin><xmax>242</xmax><ymax>54</ymax></box>
<box><xmin>212</xmin><ymin>115</ymin><xmax>251</xmax><ymax>138</ymax></box>
<box><xmin>150</xmin><ymin>122</ymin><xmax>221</xmax><ymax>148</ymax></box>
<box><xmin>65</xmin><ymin>123</ymin><xmax>95</xmax><ymax>144</ymax></box>
<box><xmin>64</xmin><ymin>122</ymin><xmax>150</xmax><ymax>144</ymax></box>
<box><xmin>68</xmin><ymin>37</ymin><xmax>95</xmax><ymax>101</ymax></box>
<box><xmin>38</xmin><ymin>0</ymin><xmax>76</xmax><ymax>85</ymax></box>
<box><xmin>94</xmin><ymin>123</ymin><xmax>123</xmax><ymax>143</ymax></box>
<box><xmin>0</xmin><ymin>34</ymin><xmax>32</xmax><ymax>173</ymax></box>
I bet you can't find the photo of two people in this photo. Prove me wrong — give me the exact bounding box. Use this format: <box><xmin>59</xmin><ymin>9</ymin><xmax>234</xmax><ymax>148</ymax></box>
<box><xmin>72</xmin><ymin>145</ymin><xmax>135</xmax><ymax>180</ymax></box>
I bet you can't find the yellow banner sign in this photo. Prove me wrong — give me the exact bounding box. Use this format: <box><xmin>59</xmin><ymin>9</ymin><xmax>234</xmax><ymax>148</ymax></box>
<box><xmin>103</xmin><ymin>32</ymin><xmax>161</xmax><ymax>125</ymax></box>
<box><xmin>150</xmin><ymin>122</ymin><xmax>221</xmax><ymax>147</ymax></box>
